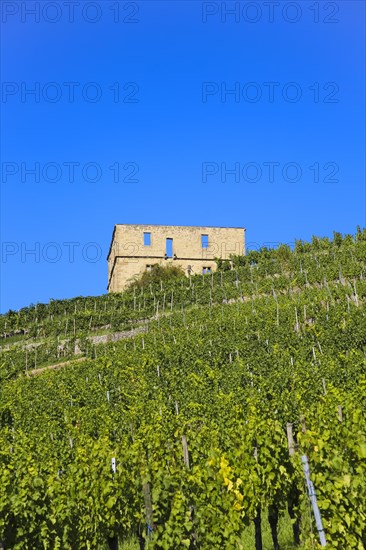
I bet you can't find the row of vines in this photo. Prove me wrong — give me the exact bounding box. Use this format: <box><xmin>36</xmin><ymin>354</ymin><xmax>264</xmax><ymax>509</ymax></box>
<box><xmin>1</xmin><ymin>276</ymin><xmax>366</xmax><ymax>547</ymax></box>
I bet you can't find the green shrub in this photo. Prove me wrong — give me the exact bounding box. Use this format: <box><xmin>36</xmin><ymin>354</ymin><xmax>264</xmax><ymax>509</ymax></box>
<box><xmin>128</xmin><ymin>263</ymin><xmax>185</xmax><ymax>289</ymax></box>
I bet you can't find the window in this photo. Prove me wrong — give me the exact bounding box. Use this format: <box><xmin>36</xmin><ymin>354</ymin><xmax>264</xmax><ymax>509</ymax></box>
<box><xmin>144</xmin><ymin>232</ymin><xmax>151</xmax><ymax>246</ymax></box>
<box><xmin>202</xmin><ymin>266</ymin><xmax>212</xmax><ymax>274</ymax></box>
<box><xmin>166</xmin><ymin>238</ymin><xmax>173</xmax><ymax>258</ymax></box>
<box><xmin>201</xmin><ymin>234</ymin><xmax>209</xmax><ymax>248</ymax></box>
<box><xmin>146</xmin><ymin>264</ymin><xmax>153</xmax><ymax>272</ymax></box>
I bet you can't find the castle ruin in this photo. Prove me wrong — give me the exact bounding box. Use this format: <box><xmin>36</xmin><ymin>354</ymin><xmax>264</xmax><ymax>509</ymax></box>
<box><xmin>107</xmin><ymin>224</ymin><xmax>246</xmax><ymax>292</ymax></box>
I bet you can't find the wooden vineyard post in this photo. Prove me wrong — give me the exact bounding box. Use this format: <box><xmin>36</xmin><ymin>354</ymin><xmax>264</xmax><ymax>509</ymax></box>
<box><xmin>253</xmin><ymin>439</ymin><xmax>262</xmax><ymax>550</ymax></box>
<box><xmin>254</xmin><ymin>507</ymin><xmax>263</xmax><ymax>550</ymax></box>
<box><xmin>337</xmin><ymin>405</ymin><xmax>343</xmax><ymax>422</ymax></box>
<box><xmin>181</xmin><ymin>435</ymin><xmax>197</xmax><ymax>547</ymax></box>
<box><xmin>143</xmin><ymin>482</ymin><xmax>154</xmax><ymax>544</ymax></box>
<box><xmin>353</xmin><ymin>279</ymin><xmax>359</xmax><ymax>307</ymax></box>
<box><xmin>301</xmin><ymin>455</ymin><xmax>327</xmax><ymax>547</ymax></box>
<box><xmin>294</xmin><ymin>307</ymin><xmax>299</xmax><ymax>332</ymax></box>
<box><xmin>287</xmin><ymin>422</ymin><xmax>295</xmax><ymax>456</ymax></box>
<box><xmin>286</xmin><ymin>422</ymin><xmax>301</xmax><ymax>545</ymax></box>
<box><xmin>108</xmin><ymin>458</ymin><xmax>118</xmax><ymax>550</ymax></box>
<box><xmin>300</xmin><ymin>415</ymin><xmax>307</xmax><ymax>433</ymax></box>
<box><xmin>182</xmin><ymin>435</ymin><xmax>190</xmax><ymax>469</ymax></box>
<box><xmin>268</xmin><ymin>506</ymin><xmax>280</xmax><ymax>550</ymax></box>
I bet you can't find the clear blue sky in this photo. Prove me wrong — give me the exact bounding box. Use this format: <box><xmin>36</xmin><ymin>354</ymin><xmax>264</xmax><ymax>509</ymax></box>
<box><xmin>1</xmin><ymin>0</ymin><xmax>365</xmax><ymax>312</ymax></box>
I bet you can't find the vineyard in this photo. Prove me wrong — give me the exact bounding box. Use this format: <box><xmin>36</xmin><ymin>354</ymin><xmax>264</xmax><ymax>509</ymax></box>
<box><xmin>1</xmin><ymin>229</ymin><xmax>366</xmax><ymax>549</ymax></box>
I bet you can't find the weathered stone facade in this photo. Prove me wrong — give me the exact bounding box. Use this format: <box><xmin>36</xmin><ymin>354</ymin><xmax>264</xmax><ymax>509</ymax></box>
<box><xmin>107</xmin><ymin>224</ymin><xmax>246</xmax><ymax>292</ymax></box>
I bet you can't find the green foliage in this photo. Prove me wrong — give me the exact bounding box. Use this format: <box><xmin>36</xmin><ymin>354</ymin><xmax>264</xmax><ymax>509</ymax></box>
<box><xmin>356</xmin><ymin>225</ymin><xmax>366</xmax><ymax>242</ymax></box>
<box><xmin>333</xmin><ymin>231</ymin><xmax>343</xmax><ymax>247</ymax></box>
<box><xmin>214</xmin><ymin>258</ymin><xmax>232</xmax><ymax>271</ymax></box>
<box><xmin>0</xmin><ymin>228</ymin><xmax>366</xmax><ymax>547</ymax></box>
<box><xmin>128</xmin><ymin>263</ymin><xmax>185</xmax><ymax>289</ymax></box>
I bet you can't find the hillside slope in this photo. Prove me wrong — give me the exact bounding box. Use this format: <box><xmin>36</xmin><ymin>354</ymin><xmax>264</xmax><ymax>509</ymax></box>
<box><xmin>1</xmin><ymin>230</ymin><xmax>366</xmax><ymax>549</ymax></box>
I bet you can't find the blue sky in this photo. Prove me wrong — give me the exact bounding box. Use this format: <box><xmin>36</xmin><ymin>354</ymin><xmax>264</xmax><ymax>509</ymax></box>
<box><xmin>1</xmin><ymin>0</ymin><xmax>365</xmax><ymax>312</ymax></box>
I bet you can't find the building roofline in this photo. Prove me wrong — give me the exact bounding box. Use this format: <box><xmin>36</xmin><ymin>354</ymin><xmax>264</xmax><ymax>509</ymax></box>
<box><xmin>107</xmin><ymin>224</ymin><xmax>246</xmax><ymax>260</ymax></box>
<box><xmin>113</xmin><ymin>223</ymin><xmax>246</xmax><ymax>229</ymax></box>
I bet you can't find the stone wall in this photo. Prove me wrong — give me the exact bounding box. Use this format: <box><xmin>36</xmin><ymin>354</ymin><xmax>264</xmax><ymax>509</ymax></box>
<box><xmin>107</xmin><ymin>224</ymin><xmax>245</xmax><ymax>292</ymax></box>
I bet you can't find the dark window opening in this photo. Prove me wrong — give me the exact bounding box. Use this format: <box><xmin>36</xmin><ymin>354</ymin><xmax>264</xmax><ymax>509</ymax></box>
<box><xmin>202</xmin><ymin>266</ymin><xmax>212</xmax><ymax>274</ymax></box>
<box><xmin>201</xmin><ymin>234</ymin><xmax>209</xmax><ymax>248</ymax></box>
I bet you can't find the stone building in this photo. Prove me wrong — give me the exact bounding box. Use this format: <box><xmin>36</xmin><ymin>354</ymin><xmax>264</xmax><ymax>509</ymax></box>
<box><xmin>107</xmin><ymin>224</ymin><xmax>246</xmax><ymax>292</ymax></box>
